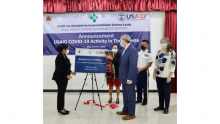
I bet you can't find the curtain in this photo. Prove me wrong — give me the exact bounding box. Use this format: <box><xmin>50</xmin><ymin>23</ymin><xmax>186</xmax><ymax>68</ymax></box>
<box><xmin>164</xmin><ymin>11</ymin><xmax>177</xmax><ymax>93</ymax></box>
<box><xmin>43</xmin><ymin>0</ymin><xmax>177</xmax><ymax>13</ymax></box>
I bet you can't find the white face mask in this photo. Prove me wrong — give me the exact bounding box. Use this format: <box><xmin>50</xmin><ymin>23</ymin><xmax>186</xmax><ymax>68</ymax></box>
<box><xmin>160</xmin><ymin>43</ymin><xmax>167</xmax><ymax>49</ymax></box>
<box><xmin>65</xmin><ymin>50</ymin><xmax>69</xmax><ymax>54</ymax></box>
<box><xmin>112</xmin><ymin>49</ymin><xmax>117</xmax><ymax>53</ymax></box>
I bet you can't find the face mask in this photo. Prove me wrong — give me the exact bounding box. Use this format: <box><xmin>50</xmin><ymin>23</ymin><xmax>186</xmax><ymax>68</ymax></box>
<box><xmin>65</xmin><ymin>50</ymin><xmax>69</xmax><ymax>54</ymax></box>
<box><xmin>141</xmin><ymin>46</ymin><xmax>146</xmax><ymax>50</ymax></box>
<box><xmin>160</xmin><ymin>43</ymin><xmax>167</xmax><ymax>49</ymax></box>
<box><xmin>112</xmin><ymin>49</ymin><xmax>117</xmax><ymax>53</ymax></box>
<box><xmin>120</xmin><ymin>42</ymin><xmax>124</xmax><ymax>47</ymax></box>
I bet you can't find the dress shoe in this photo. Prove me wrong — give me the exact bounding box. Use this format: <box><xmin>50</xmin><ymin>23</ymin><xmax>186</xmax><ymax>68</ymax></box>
<box><xmin>142</xmin><ymin>102</ymin><xmax>147</xmax><ymax>106</ymax></box>
<box><xmin>163</xmin><ymin>108</ymin><xmax>168</xmax><ymax>114</ymax></box>
<box><xmin>108</xmin><ymin>98</ymin><xmax>112</xmax><ymax>104</ymax></box>
<box><xmin>154</xmin><ymin>106</ymin><xmax>164</xmax><ymax>111</ymax></box>
<box><xmin>116</xmin><ymin>99</ymin><xmax>119</xmax><ymax>104</ymax></box>
<box><xmin>58</xmin><ymin>110</ymin><xmax>69</xmax><ymax>115</ymax></box>
<box><xmin>65</xmin><ymin>110</ymin><xmax>70</xmax><ymax>114</ymax></box>
<box><xmin>58</xmin><ymin>110</ymin><xmax>69</xmax><ymax>114</ymax></box>
<box><xmin>136</xmin><ymin>99</ymin><xmax>142</xmax><ymax>103</ymax></box>
<box><xmin>116</xmin><ymin>111</ymin><xmax>128</xmax><ymax>115</ymax></box>
<box><xmin>122</xmin><ymin>115</ymin><xmax>136</xmax><ymax>120</ymax></box>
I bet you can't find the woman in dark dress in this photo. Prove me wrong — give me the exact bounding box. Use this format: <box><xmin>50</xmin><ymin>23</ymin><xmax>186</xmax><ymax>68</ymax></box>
<box><xmin>106</xmin><ymin>44</ymin><xmax>121</xmax><ymax>104</ymax></box>
<box><xmin>52</xmin><ymin>43</ymin><xmax>76</xmax><ymax>115</ymax></box>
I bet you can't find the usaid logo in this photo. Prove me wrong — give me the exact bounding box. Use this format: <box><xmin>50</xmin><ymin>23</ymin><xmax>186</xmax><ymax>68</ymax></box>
<box><xmin>126</xmin><ymin>14</ymin><xmax>135</xmax><ymax>19</ymax></box>
<box><xmin>99</xmin><ymin>52</ymin><xmax>105</xmax><ymax>54</ymax></box>
<box><xmin>118</xmin><ymin>13</ymin><xmax>126</xmax><ymax>21</ymax></box>
<box><xmin>126</xmin><ymin>14</ymin><xmax>146</xmax><ymax>20</ymax></box>
<box><xmin>117</xmin><ymin>13</ymin><xmax>146</xmax><ymax>21</ymax></box>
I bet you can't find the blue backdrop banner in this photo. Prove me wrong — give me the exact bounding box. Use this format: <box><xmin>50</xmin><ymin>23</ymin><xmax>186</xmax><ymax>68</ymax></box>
<box><xmin>43</xmin><ymin>12</ymin><xmax>151</xmax><ymax>55</ymax></box>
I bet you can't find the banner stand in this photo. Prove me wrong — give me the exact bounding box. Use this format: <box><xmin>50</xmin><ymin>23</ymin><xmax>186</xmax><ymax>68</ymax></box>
<box><xmin>75</xmin><ymin>73</ymin><xmax>103</xmax><ymax>110</ymax></box>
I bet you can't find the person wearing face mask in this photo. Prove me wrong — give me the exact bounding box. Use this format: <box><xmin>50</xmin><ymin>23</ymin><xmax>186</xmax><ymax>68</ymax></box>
<box><xmin>116</xmin><ymin>35</ymin><xmax>138</xmax><ymax>120</ymax></box>
<box><xmin>106</xmin><ymin>44</ymin><xmax>122</xmax><ymax>104</ymax></box>
<box><xmin>136</xmin><ymin>40</ymin><xmax>153</xmax><ymax>106</ymax></box>
<box><xmin>52</xmin><ymin>43</ymin><xmax>76</xmax><ymax>115</ymax></box>
<box><xmin>153</xmin><ymin>38</ymin><xmax>176</xmax><ymax>114</ymax></box>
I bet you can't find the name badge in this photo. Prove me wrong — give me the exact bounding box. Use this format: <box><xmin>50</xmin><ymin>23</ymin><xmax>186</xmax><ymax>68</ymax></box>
<box><xmin>144</xmin><ymin>54</ymin><xmax>148</xmax><ymax>57</ymax></box>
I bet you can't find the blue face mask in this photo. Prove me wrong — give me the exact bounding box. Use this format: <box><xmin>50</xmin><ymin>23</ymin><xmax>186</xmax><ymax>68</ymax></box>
<box><xmin>112</xmin><ymin>49</ymin><xmax>117</xmax><ymax>53</ymax></box>
<box><xmin>120</xmin><ymin>42</ymin><xmax>124</xmax><ymax>47</ymax></box>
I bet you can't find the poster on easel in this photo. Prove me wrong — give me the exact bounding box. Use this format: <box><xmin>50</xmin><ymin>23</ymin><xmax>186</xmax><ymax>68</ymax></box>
<box><xmin>75</xmin><ymin>48</ymin><xmax>107</xmax><ymax>73</ymax></box>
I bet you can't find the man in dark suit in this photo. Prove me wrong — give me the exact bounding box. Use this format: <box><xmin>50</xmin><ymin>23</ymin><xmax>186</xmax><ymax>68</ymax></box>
<box><xmin>116</xmin><ymin>35</ymin><xmax>138</xmax><ymax>120</ymax></box>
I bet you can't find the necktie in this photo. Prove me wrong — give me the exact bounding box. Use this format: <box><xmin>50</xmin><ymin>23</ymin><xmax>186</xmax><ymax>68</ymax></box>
<box><xmin>122</xmin><ymin>44</ymin><xmax>130</xmax><ymax>56</ymax></box>
<box><xmin>122</xmin><ymin>49</ymin><xmax>126</xmax><ymax>56</ymax></box>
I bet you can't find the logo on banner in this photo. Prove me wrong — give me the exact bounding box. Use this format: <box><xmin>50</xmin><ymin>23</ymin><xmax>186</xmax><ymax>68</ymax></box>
<box><xmin>117</xmin><ymin>13</ymin><xmax>146</xmax><ymax>21</ymax></box>
<box><xmin>126</xmin><ymin>14</ymin><xmax>134</xmax><ymax>19</ymax></box>
<box><xmin>46</xmin><ymin>16</ymin><xmax>51</xmax><ymax>21</ymax></box>
<box><xmin>90</xmin><ymin>13</ymin><xmax>98</xmax><ymax>22</ymax></box>
<box><xmin>98</xmin><ymin>52</ymin><xmax>105</xmax><ymax>54</ymax></box>
<box><xmin>118</xmin><ymin>13</ymin><xmax>126</xmax><ymax>21</ymax></box>
<box><xmin>88</xmin><ymin>51</ymin><xmax>92</xmax><ymax>54</ymax></box>
<box><xmin>96</xmin><ymin>51</ymin><xmax>98</xmax><ymax>54</ymax></box>
<box><xmin>78</xmin><ymin>50</ymin><xmax>81</xmax><ymax>53</ymax></box>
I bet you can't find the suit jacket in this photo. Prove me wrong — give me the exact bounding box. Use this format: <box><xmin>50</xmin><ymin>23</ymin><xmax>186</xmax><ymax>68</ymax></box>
<box><xmin>112</xmin><ymin>53</ymin><xmax>121</xmax><ymax>77</ymax></box>
<box><xmin>52</xmin><ymin>52</ymin><xmax>72</xmax><ymax>82</ymax></box>
<box><xmin>119</xmin><ymin>44</ymin><xmax>138</xmax><ymax>84</ymax></box>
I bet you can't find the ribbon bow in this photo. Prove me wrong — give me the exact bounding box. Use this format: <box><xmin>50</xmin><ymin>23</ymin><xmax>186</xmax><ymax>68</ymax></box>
<box><xmin>84</xmin><ymin>100</ymin><xmax>119</xmax><ymax>109</ymax></box>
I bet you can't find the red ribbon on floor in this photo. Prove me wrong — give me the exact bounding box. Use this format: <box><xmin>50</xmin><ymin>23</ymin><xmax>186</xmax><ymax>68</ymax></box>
<box><xmin>84</xmin><ymin>100</ymin><xmax>119</xmax><ymax>109</ymax></box>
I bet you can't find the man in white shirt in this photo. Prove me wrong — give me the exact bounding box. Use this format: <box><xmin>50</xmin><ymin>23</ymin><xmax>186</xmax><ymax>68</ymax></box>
<box><xmin>136</xmin><ymin>40</ymin><xmax>153</xmax><ymax>105</ymax></box>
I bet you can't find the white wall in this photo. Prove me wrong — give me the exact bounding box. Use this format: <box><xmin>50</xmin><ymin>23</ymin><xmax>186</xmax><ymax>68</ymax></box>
<box><xmin>148</xmin><ymin>11</ymin><xmax>165</xmax><ymax>90</ymax></box>
<box><xmin>43</xmin><ymin>11</ymin><xmax>165</xmax><ymax>90</ymax></box>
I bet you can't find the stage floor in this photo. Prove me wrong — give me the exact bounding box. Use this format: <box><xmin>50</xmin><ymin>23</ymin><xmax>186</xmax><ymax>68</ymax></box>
<box><xmin>44</xmin><ymin>92</ymin><xmax>177</xmax><ymax>124</ymax></box>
